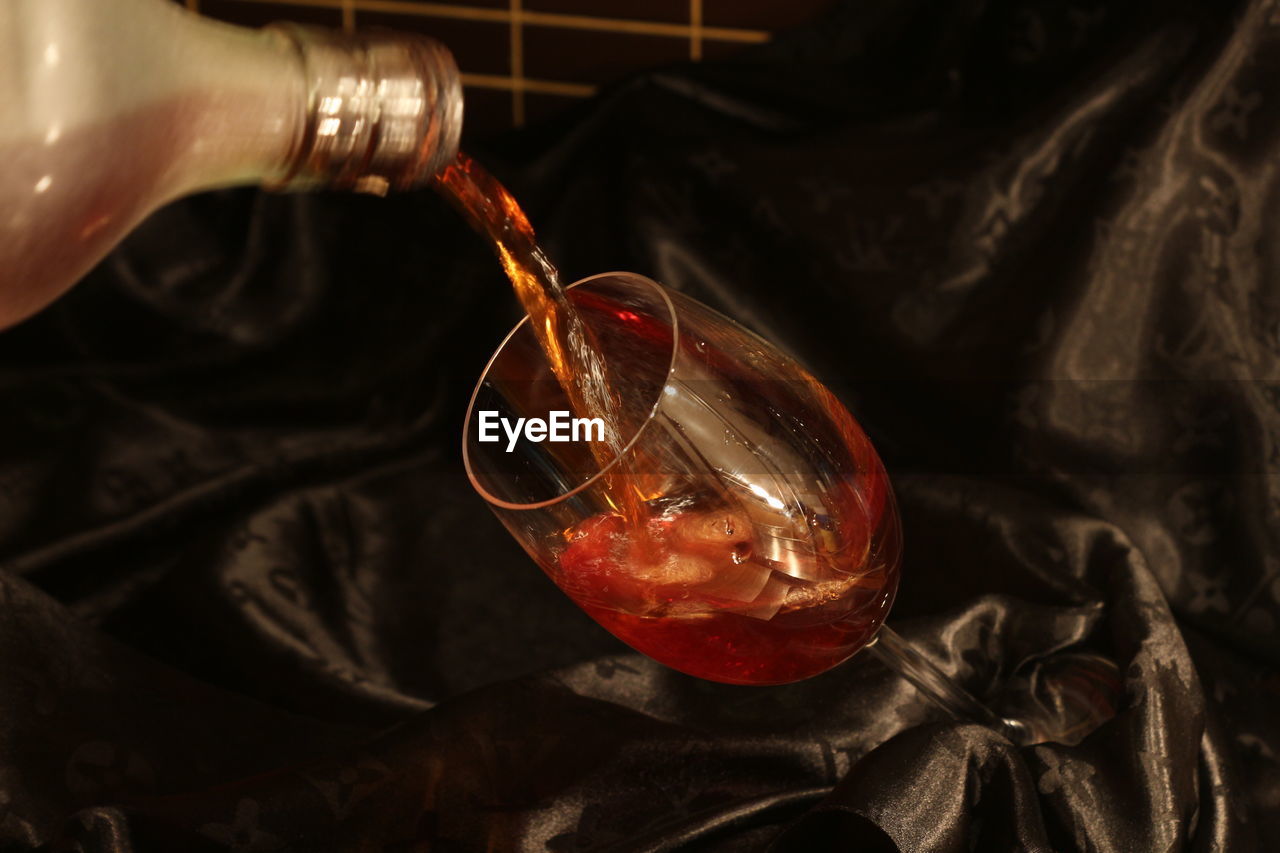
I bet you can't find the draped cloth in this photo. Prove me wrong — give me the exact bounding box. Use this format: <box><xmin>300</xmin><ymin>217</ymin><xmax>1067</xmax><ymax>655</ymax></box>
<box><xmin>0</xmin><ymin>0</ymin><xmax>1275</xmax><ymax>849</ymax></box>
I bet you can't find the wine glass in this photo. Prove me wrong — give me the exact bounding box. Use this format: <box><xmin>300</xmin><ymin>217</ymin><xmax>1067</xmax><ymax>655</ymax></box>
<box><xmin>463</xmin><ymin>271</ymin><xmax>1119</xmax><ymax>745</ymax></box>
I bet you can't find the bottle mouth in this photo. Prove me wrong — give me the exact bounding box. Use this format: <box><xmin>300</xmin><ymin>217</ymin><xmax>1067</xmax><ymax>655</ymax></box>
<box><xmin>266</xmin><ymin>24</ymin><xmax>463</xmax><ymax>193</ymax></box>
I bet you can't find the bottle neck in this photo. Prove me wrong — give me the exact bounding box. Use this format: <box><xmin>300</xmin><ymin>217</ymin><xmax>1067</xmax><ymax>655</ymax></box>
<box><xmin>167</xmin><ymin>17</ymin><xmax>462</xmax><ymax>198</ymax></box>
<box><xmin>265</xmin><ymin>24</ymin><xmax>463</xmax><ymax>195</ymax></box>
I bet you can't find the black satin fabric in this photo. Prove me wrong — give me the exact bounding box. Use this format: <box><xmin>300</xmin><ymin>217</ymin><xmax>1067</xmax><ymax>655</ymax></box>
<box><xmin>2</xmin><ymin>0</ymin><xmax>1278</xmax><ymax>849</ymax></box>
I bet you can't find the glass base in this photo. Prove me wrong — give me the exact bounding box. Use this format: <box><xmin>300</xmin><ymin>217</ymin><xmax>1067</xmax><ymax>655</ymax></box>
<box><xmin>869</xmin><ymin>625</ymin><xmax>1122</xmax><ymax>747</ymax></box>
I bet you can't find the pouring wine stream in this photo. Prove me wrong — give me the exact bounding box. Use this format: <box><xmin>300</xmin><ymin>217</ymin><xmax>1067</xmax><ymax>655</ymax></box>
<box><xmin>437</xmin><ymin>152</ymin><xmax>1121</xmax><ymax>746</ymax></box>
<box><xmin>435</xmin><ymin>154</ymin><xmax>653</xmax><ymax>539</ymax></box>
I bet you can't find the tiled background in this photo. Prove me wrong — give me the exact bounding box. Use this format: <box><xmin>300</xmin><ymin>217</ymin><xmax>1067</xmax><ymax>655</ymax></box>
<box><xmin>180</xmin><ymin>0</ymin><xmax>834</xmax><ymax>136</ymax></box>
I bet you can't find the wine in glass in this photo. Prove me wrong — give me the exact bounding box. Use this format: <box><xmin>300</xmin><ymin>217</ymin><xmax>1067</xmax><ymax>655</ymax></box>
<box><xmin>441</xmin><ymin>154</ymin><xmax>1120</xmax><ymax>745</ymax></box>
<box><xmin>465</xmin><ymin>270</ymin><xmax>900</xmax><ymax>686</ymax></box>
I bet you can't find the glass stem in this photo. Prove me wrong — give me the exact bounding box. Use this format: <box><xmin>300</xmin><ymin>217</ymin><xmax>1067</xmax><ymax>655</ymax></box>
<box><xmin>868</xmin><ymin>624</ymin><xmax>1030</xmax><ymax>746</ymax></box>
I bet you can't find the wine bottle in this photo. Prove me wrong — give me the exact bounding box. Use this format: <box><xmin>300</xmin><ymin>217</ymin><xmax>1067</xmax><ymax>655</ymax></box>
<box><xmin>0</xmin><ymin>0</ymin><xmax>462</xmax><ymax>328</ymax></box>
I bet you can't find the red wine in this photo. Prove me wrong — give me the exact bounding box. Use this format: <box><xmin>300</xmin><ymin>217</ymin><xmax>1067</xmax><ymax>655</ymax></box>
<box><xmin>558</xmin><ymin>484</ymin><xmax>898</xmax><ymax>685</ymax></box>
<box><xmin>553</xmin><ymin>293</ymin><xmax>901</xmax><ymax>685</ymax></box>
<box><xmin>441</xmin><ymin>152</ymin><xmax>900</xmax><ymax>684</ymax></box>
<box><xmin>434</xmin><ymin>156</ymin><xmax>614</xmax><ymax>444</ymax></box>
<box><xmin>435</xmin><ymin>153</ymin><xmax>651</xmax><ymax>532</ymax></box>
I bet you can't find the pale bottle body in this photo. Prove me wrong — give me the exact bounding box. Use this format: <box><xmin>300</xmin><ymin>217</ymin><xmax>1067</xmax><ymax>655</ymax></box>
<box><xmin>0</xmin><ymin>0</ymin><xmax>462</xmax><ymax>328</ymax></box>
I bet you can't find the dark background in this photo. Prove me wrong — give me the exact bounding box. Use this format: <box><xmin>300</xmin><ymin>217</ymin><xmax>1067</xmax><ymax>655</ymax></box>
<box><xmin>1</xmin><ymin>0</ymin><xmax>1278</xmax><ymax>849</ymax></box>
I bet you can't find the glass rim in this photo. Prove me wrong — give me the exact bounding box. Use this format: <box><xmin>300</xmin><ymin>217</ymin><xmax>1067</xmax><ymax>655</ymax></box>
<box><xmin>461</xmin><ymin>271</ymin><xmax>680</xmax><ymax>512</ymax></box>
